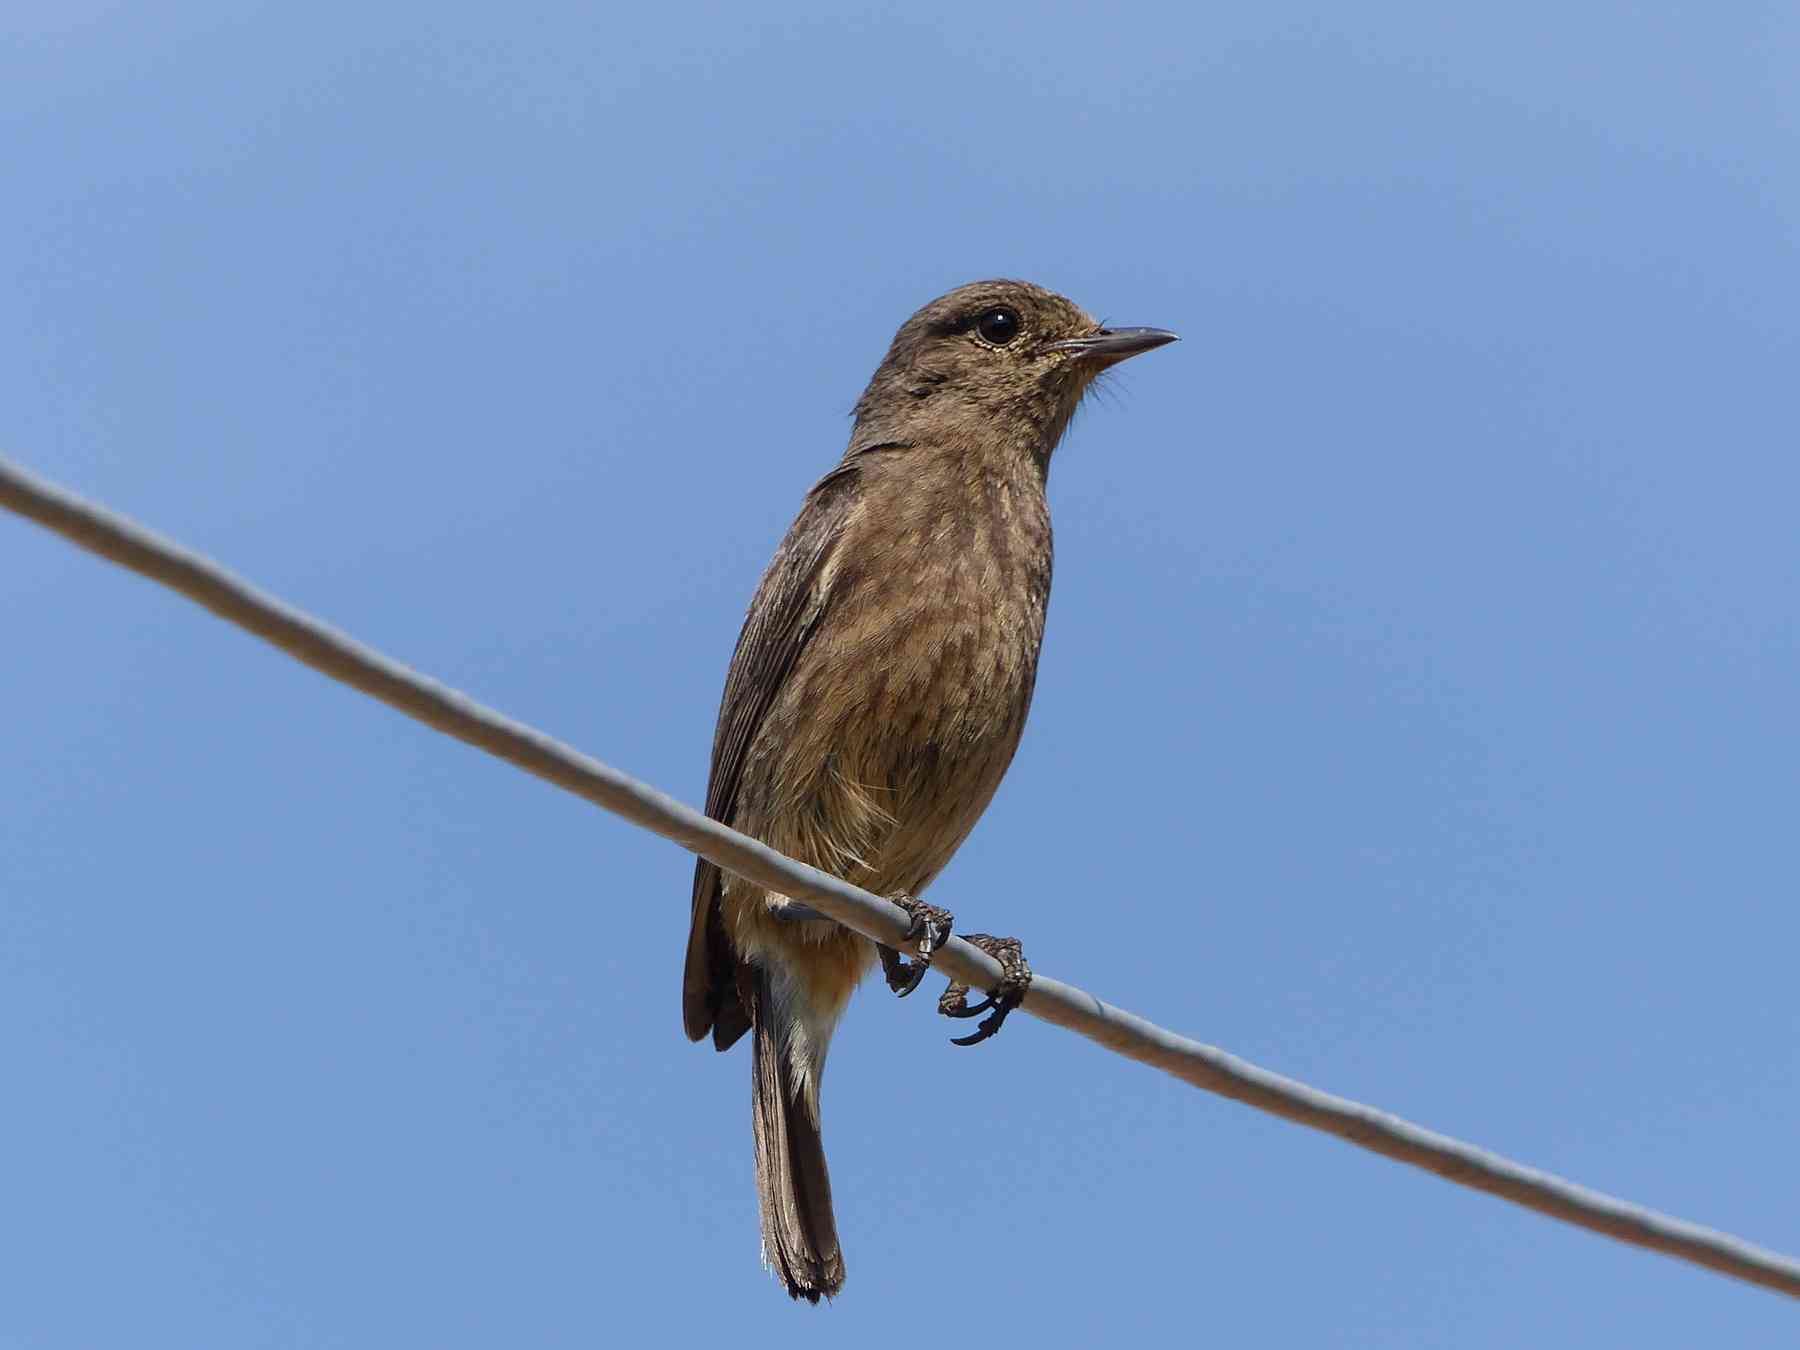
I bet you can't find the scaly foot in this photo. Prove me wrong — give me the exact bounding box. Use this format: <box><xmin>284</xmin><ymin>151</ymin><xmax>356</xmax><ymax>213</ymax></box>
<box><xmin>937</xmin><ymin>933</ymin><xmax>1031</xmax><ymax>1046</ymax></box>
<box><xmin>876</xmin><ymin>894</ymin><xmax>954</xmax><ymax>998</ymax></box>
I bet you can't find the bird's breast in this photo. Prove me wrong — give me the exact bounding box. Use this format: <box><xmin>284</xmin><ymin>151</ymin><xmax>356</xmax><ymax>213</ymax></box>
<box><xmin>835</xmin><ymin>472</ymin><xmax>1049</xmax><ymax>744</ymax></box>
<box><xmin>768</xmin><ymin>469</ymin><xmax>1052</xmax><ymax>886</ymax></box>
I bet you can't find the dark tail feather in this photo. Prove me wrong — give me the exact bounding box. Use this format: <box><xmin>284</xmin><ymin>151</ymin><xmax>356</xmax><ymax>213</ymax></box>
<box><xmin>750</xmin><ymin>971</ymin><xmax>845</xmax><ymax>1303</ymax></box>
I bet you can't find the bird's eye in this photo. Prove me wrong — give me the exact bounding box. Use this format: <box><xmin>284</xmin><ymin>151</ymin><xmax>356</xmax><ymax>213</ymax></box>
<box><xmin>974</xmin><ymin>307</ymin><xmax>1021</xmax><ymax>346</ymax></box>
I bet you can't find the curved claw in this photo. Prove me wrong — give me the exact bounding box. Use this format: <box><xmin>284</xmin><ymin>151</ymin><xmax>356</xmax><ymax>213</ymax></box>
<box><xmin>936</xmin><ymin>933</ymin><xmax>1032</xmax><ymax>1048</ymax></box>
<box><xmin>888</xmin><ymin>954</ymin><xmax>930</xmax><ymax>999</ymax></box>
<box><xmin>950</xmin><ymin>1003</ymin><xmax>1017</xmax><ymax>1047</ymax></box>
<box><xmin>878</xmin><ymin>896</ymin><xmax>954</xmax><ymax>999</ymax></box>
<box><xmin>939</xmin><ymin>993</ymin><xmax>996</xmax><ymax>1019</ymax></box>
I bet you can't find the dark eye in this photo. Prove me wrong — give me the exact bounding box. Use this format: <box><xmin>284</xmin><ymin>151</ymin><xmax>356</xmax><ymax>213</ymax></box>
<box><xmin>974</xmin><ymin>307</ymin><xmax>1021</xmax><ymax>346</ymax></box>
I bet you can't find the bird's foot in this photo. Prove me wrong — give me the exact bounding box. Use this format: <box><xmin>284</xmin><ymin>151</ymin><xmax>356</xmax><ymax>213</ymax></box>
<box><xmin>938</xmin><ymin>934</ymin><xmax>1032</xmax><ymax>1047</ymax></box>
<box><xmin>877</xmin><ymin>894</ymin><xmax>954</xmax><ymax>999</ymax></box>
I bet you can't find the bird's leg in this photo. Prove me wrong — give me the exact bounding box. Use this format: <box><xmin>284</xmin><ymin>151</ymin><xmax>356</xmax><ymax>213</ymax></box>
<box><xmin>876</xmin><ymin>893</ymin><xmax>954</xmax><ymax>999</ymax></box>
<box><xmin>937</xmin><ymin>934</ymin><xmax>1032</xmax><ymax>1047</ymax></box>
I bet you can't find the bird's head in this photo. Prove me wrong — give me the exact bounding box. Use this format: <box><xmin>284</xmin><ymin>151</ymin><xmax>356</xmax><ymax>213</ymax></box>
<box><xmin>849</xmin><ymin>279</ymin><xmax>1177</xmax><ymax>467</ymax></box>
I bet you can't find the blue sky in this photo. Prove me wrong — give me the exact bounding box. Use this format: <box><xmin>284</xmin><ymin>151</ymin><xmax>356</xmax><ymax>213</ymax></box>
<box><xmin>4</xmin><ymin>2</ymin><xmax>1798</xmax><ymax>1344</ymax></box>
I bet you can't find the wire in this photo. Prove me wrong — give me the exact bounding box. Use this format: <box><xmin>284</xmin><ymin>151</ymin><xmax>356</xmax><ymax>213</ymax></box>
<box><xmin>5</xmin><ymin>452</ymin><xmax>1797</xmax><ymax>1300</ymax></box>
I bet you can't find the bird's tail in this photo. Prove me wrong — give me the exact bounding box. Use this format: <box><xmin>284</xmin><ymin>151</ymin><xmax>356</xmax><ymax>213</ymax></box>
<box><xmin>750</xmin><ymin>965</ymin><xmax>846</xmax><ymax>1303</ymax></box>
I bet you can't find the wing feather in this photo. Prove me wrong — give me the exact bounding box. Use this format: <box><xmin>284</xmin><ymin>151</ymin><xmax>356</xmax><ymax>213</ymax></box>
<box><xmin>681</xmin><ymin>462</ymin><xmax>866</xmax><ymax>1044</ymax></box>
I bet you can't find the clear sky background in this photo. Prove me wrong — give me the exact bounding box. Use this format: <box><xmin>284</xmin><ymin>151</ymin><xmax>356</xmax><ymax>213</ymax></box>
<box><xmin>4</xmin><ymin>3</ymin><xmax>1797</xmax><ymax>1345</ymax></box>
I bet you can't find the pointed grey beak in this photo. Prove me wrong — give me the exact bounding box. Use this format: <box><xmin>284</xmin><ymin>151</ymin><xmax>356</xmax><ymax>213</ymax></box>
<box><xmin>1047</xmin><ymin>326</ymin><xmax>1180</xmax><ymax>365</ymax></box>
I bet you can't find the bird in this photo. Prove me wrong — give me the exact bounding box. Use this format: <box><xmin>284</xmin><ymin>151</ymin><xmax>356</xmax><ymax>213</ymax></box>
<box><xmin>682</xmin><ymin>279</ymin><xmax>1177</xmax><ymax>1302</ymax></box>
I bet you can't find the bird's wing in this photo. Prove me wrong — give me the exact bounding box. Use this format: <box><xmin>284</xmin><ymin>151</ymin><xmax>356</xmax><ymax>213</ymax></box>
<box><xmin>682</xmin><ymin>460</ymin><xmax>867</xmax><ymax>1046</ymax></box>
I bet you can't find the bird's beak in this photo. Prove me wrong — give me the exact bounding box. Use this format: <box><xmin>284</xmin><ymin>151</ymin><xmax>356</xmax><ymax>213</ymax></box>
<box><xmin>1046</xmin><ymin>327</ymin><xmax>1180</xmax><ymax>366</ymax></box>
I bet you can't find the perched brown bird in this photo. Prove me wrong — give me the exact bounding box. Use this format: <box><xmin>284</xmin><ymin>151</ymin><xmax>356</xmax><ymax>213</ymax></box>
<box><xmin>682</xmin><ymin>280</ymin><xmax>1176</xmax><ymax>1302</ymax></box>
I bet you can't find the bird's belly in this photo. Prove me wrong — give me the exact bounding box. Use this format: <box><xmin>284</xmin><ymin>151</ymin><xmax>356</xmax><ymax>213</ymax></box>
<box><xmin>791</xmin><ymin>594</ymin><xmax>1042</xmax><ymax>894</ymax></box>
<box><xmin>729</xmin><ymin>633</ymin><xmax>1030</xmax><ymax>1002</ymax></box>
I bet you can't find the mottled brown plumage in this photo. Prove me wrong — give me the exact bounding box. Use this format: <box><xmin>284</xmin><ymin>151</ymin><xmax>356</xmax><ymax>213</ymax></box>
<box><xmin>682</xmin><ymin>280</ymin><xmax>1176</xmax><ymax>1302</ymax></box>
